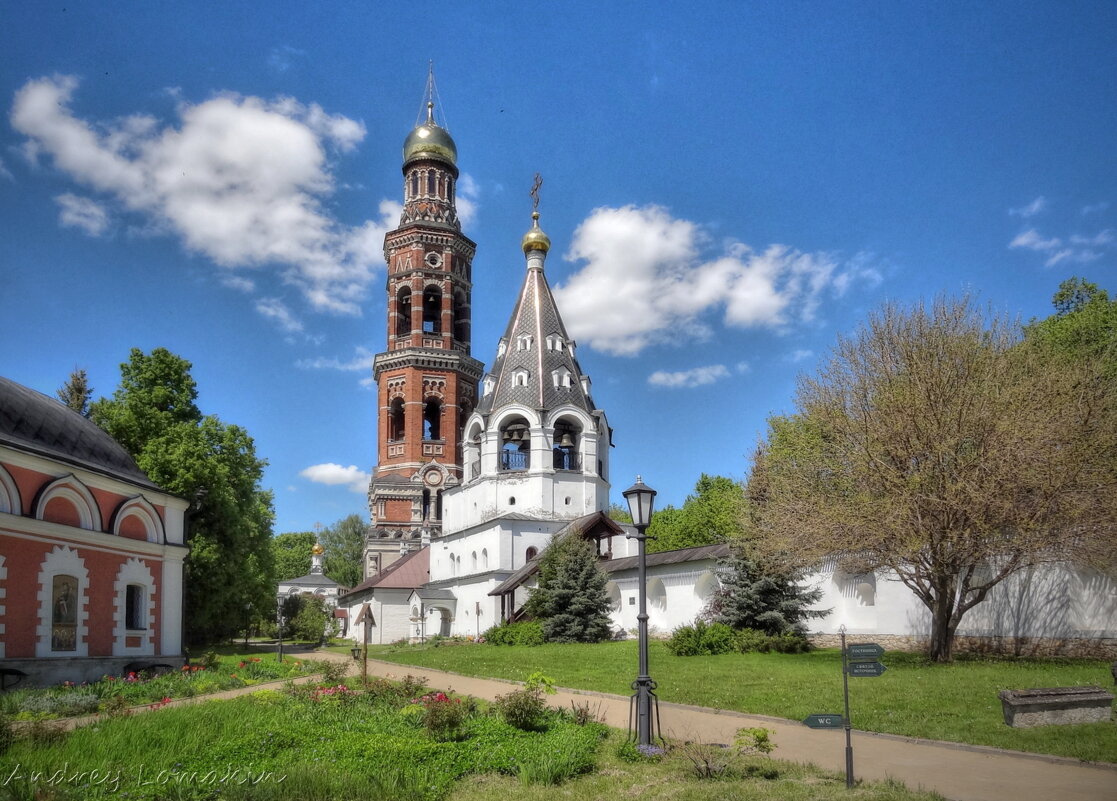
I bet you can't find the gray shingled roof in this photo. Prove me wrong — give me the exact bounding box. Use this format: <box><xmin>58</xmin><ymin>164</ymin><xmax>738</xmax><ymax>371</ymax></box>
<box><xmin>0</xmin><ymin>376</ymin><xmax>159</xmax><ymax>489</ymax></box>
<box><xmin>476</xmin><ymin>253</ymin><xmax>596</xmax><ymax>416</ymax></box>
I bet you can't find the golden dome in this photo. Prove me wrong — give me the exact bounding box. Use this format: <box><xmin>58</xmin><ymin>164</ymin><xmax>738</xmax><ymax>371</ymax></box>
<box><xmin>521</xmin><ymin>211</ymin><xmax>551</xmax><ymax>254</ymax></box>
<box><xmin>403</xmin><ymin>103</ymin><xmax>457</xmax><ymax>167</ymax></box>
<box><xmin>311</xmin><ymin>543</ymin><xmax>325</xmax><ymax>555</ymax></box>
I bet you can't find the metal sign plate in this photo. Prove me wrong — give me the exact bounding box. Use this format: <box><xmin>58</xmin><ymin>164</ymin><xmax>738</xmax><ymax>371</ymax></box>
<box><xmin>847</xmin><ymin>643</ymin><xmax>885</xmax><ymax>660</ymax></box>
<box><xmin>847</xmin><ymin>660</ymin><xmax>887</xmax><ymax>677</ymax></box>
<box><xmin>803</xmin><ymin>714</ymin><xmax>845</xmax><ymax>729</ymax></box>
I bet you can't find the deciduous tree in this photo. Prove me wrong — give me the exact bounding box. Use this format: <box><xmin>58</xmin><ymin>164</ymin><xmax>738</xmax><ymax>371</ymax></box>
<box><xmin>273</xmin><ymin>531</ymin><xmax>315</xmax><ymax>581</ymax></box>
<box><xmin>91</xmin><ymin>348</ymin><xmax>276</xmax><ymax>646</ymax></box>
<box><xmin>320</xmin><ymin>513</ymin><xmax>366</xmax><ymax>589</ymax></box>
<box><xmin>748</xmin><ymin>295</ymin><xmax>1115</xmax><ymax>661</ymax></box>
<box><xmin>647</xmin><ymin>474</ymin><xmax>745</xmax><ymax>553</ymax></box>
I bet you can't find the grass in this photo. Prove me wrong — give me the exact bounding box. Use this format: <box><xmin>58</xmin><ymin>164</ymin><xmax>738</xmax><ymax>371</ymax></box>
<box><xmin>356</xmin><ymin>640</ymin><xmax>1117</xmax><ymax>763</ymax></box>
<box><xmin>0</xmin><ymin>675</ymin><xmax>946</xmax><ymax>801</ymax></box>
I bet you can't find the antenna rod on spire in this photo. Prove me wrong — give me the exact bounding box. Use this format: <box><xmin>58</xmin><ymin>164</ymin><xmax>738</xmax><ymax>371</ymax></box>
<box><xmin>418</xmin><ymin>62</ymin><xmax>447</xmax><ymax>129</ymax></box>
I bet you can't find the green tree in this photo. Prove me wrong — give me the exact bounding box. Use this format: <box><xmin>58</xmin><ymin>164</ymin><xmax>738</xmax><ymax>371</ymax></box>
<box><xmin>1026</xmin><ymin>277</ymin><xmax>1116</xmax><ymax>375</ymax></box>
<box><xmin>646</xmin><ymin>474</ymin><xmax>745</xmax><ymax>553</ymax></box>
<box><xmin>321</xmin><ymin>514</ymin><xmax>366</xmax><ymax>588</ymax></box>
<box><xmin>91</xmin><ymin>348</ymin><xmax>276</xmax><ymax>646</ymax></box>
<box><xmin>706</xmin><ymin>546</ymin><xmax>827</xmax><ymax>635</ymax></box>
<box><xmin>747</xmin><ymin>295</ymin><xmax>1115</xmax><ymax>661</ymax></box>
<box><xmin>289</xmin><ymin>594</ymin><xmax>331</xmax><ymax>643</ymax></box>
<box><xmin>607</xmin><ymin>503</ymin><xmax>632</xmax><ymax>524</ymax></box>
<box><xmin>273</xmin><ymin>531</ymin><xmax>315</xmax><ymax>581</ymax></box>
<box><xmin>56</xmin><ymin>367</ymin><xmax>93</xmax><ymax>417</ymax></box>
<box><xmin>524</xmin><ymin>536</ymin><xmax>612</xmax><ymax>643</ymax></box>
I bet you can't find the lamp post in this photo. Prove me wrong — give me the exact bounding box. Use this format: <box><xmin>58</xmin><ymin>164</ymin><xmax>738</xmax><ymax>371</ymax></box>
<box><xmin>623</xmin><ymin>475</ymin><xmax>658</xmax><ymax>746</ymax></box>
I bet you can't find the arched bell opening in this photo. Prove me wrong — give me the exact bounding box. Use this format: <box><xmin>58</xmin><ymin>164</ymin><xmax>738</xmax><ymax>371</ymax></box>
<box><xmin>499</xmin><ymin>416</ymin><xmax>530</xmax><ymax>471</ymax></box>
<box><xmin>463</xmin><ymin>421</ymin><xmax>483</xmax><ymax>481</ymax></box>
<box><xmin>423</xmin><ymin>397</ymin><xmax>442</xmax><ymax>441</ymax></box>
<box><xmin>552</xmin><ymin>418</ymin><xmax>582</xmax><ymax>471</ymax></box>
<box><xmin>388</xmin><ymin>398</ymin><xmax>406</xmax><ymax>442</ymax></box>
<box><xmin>422</xmin><ymin>286</ymin><xmax>442</xmax><ymax>334</ymax></box>
<box><xmin>453</xmin><ymin>289</ymin><xmax>470</xmax><ymax>345</ymax></box>
<box><xmin>395</xmin><ymin>287</ymin><xmax>412</xmax><ymax>338</ymax></box>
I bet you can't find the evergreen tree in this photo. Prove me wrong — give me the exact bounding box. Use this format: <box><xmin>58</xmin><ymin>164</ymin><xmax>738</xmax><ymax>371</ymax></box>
<box><xmin>56</xmin><ymin>367</ymin><xmax>93</xmax><ymax>417</ymax></box>
<box><xmin>524</xmin><ymin>535</ymin><xmax>612</xmax><ymax>643</ymax></box>
<box><xmin>706</xmin><ymin>547</ymin><xmax>828</xmax><ymax>635</ymax></box>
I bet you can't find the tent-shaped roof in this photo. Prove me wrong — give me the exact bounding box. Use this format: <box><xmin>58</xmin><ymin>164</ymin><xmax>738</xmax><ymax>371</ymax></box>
<box><xmin>341</xmin><ymin>546</ymin><xmax>430</xmax><ymax>600</ymax></box>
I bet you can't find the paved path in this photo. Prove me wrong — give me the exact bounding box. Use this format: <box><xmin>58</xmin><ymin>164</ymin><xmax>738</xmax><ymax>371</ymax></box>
<box><xmin>312</xmin><ymin>650</ymin><xmax>1117</xmax><ymax>801</ymax></box>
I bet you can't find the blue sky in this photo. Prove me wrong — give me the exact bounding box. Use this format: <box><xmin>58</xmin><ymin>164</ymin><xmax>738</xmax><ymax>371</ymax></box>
<box><xmin>2</xmin><ymin>2</ymin><xmax>1114</xmax><ymax>533</ymax></box>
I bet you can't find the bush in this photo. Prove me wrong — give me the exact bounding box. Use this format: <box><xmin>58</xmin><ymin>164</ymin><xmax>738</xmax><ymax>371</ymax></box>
<box><xmin>494</xmin><ymin>686</ymin><xmax>549</xmax><ymax>731</ymax></box>
<box><xmin>665</xmin><ymin>621</ymin><xmax>737</xmax><ymax>656</ymax></box>
<box><xmin>413</xmin><ymin>691</ymin><xmax>468</xmax><ymax>741</ymax></box>
<box><xmin>733</xmin><ymin>628</ymin><xmax>810</xmax><ymax>653</ymax></box>
<box><xmin>483</xmin><ymin>620</ymin><xmax>544</xmax><ymax>646</ymax></box>
<box><xmin>320</xmin><ymin>660</ymin><xmax>349</xmax><ymax>685</ymax></box>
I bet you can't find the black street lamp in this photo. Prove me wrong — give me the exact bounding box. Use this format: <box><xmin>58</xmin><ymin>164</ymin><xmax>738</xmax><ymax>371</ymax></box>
<box><xmin>623</xmin><ymin>475</ymin><xmax>659</xmax><ymax>746</ymax></box>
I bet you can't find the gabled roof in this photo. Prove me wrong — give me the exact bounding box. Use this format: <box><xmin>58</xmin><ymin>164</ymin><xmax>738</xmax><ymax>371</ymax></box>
<box><xmin>602</xmin><ymin>542</ymin><xmax>731</xmax><ymax>573</ymax></box>
<box><xmin>340</xmin><ymin>546</ymin><xmax>430</xmax><ymax>599</ymax></box>
<box><xmin>488</xmin><ymin>511</ymin><xmax>627</xmax><ymax>596</ymax></box>
<box><xmin>281</xmin><ymin>572</ymin><xmax>342</xmax><ymax>588</ymax></box>
<box><xmin>476</xmin><ymin>254</ymin><xmax>596</xmax><ymax>417</ymax></box>
<box><xmin>0</xmin><ymin>376</ymin><xmax>159</xmax><ymax>490</ymax></box>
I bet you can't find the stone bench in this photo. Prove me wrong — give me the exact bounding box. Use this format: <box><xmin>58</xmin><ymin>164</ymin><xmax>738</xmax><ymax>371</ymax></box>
<box><xmin>999</xmin><ymin>686</ymin><xmax>1114</xmax><ymax>727</ymax></box>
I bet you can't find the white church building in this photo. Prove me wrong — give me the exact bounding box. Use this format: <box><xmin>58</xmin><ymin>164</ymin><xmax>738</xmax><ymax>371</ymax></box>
<box><xmin>338</xmin><ymin>95</ymin><xmax>1116</xmax><ymax>658</ymax></box>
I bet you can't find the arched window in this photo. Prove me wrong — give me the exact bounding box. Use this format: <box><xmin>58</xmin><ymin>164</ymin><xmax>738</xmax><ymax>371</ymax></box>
<box><xmin>447</xmin><ymin>176</ymin><xmax>454</xmax><ymax>202</ymax></box>
<box><xmin>482</xmin><ymin>548</ymin><xmax>489</xmax><ymax>569</ymax></box>
<box><xmin>396</xmin><ymin>287</ymin><xmax>412</xmax><ymax>338</ymax></box>
<box><xmin>52</xmin><ymin>574</ymin><xmax>79</xmax><ymax>652</ymax></box>
<box><xmin>525</xmin><ymin>546</ymin><xmax>538</xmax><ymax>563</ymax></box>
<box><xmin>410</xmin><ymin>172</ymin><xmax>419</xmax><ymax>198</ymax></box>
<box><xmin>0</xmin><ymin>465</ymin><xmax>20</xmax><ymax>514</ymax></box>
<box><xmin>471</xmin><ymin>551</ymin><xmax>478</xmax><ymax>571</ymax></box>
<box><xmin>427</xmin><ymin>170</ymin><xmax>437</xmax><ymax>196</ymax></box>
<box><xmin>423</xmin><ymin>398</ymin><xmax>442</xmax><ymax>440</ymax></box>
<box><xmin>513</xmin><ymin>370</ymin><xmax>529</xmax><ymax>387</ymax></box>
<box><xmin>389</xmin><ymin>398</ymin><xmax>406</xmax><ymax>441</ymax></box>
<box><xmin>423</xmin><ymin>286</ymin><xmax>442</xmax><ymax>334</ymax></box>
<box><xmin>516</xmin><ymin>335</ymin><xmax>533</xmax><ymax>351</ymax></box>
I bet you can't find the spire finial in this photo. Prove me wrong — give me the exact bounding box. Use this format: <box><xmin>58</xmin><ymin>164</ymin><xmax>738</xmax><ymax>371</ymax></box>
<box><xmin>522</xmin><ymin>172</ymin><xmax>551</xmax><ymax>256</ymax></box>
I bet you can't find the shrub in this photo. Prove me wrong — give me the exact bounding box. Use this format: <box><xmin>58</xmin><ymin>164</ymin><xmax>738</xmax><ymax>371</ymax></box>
<box><xmin>494</xmin><ymin>686</ymin><xmax>549</xmax><ymax>731</ymax></box>
<box><xmin>412</xmin><ymin>691</ymin><xmax>468</xmax><ymax>741</ymax></box>
<box><xmin>199</xmin><ymin>650</ymin><xmax>221</xmax><ymax>670</ymax></box>
<box><xmin>320</xmin><ymin>660</ymin><xmax>349</xmax><ymax>685</ymax></box>
<box><xmin>732</xmin><ymin>628</ymin><xmax>811</xmax><ymax>653</ymax></box>
<box><xmin>665</xmin><ymin>621</ymin><xmax>737</xmax><ymax>656</ymax></box>
<box><xmin>483</xmin><ymin>620</ymin><xmax>544</xmax><ymax>646</ymax></box>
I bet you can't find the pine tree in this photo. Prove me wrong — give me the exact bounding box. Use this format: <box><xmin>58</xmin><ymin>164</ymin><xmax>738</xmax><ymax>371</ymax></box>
<box><xmin>707</xmin><ymin>548</ymin><xmax>828</xmax><ymax>635</ymax></box>
<box><xmin>524</xmin><ymin>535</ymin><xmax>612</xmax><ymax>643</ymax></box>
<box><xmin>56</xmin><ymin>368</ymin><xmax>93</xmax><ymax>417</ymax></box>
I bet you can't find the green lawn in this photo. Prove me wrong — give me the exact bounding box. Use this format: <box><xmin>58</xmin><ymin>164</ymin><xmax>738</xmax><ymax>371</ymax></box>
<box><xmin>356</xmin><ymin>641</ymin><xmax>1117</xmax><ymax>763</ymax></box>
<box><xmin>0</xmin><ymin>675</ymin><xmax>945</xmax><ymax>801</ymax></box>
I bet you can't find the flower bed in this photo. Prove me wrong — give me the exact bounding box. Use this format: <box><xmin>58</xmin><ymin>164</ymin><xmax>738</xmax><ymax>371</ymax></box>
<box><xmin>0</xmin><ymin>653</ymin><xmax>322</xmax><ymax>720</ymax></box>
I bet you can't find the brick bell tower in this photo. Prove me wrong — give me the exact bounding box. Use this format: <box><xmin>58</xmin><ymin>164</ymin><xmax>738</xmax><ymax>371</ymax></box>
<box><xmin>364</xmin><ymin>89</ymin><xmax>484</xmax><ymax>577</ymax></box>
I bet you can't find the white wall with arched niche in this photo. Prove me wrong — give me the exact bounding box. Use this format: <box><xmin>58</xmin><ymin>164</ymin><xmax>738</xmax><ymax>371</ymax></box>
<box><xmin>34</xmin><ymin>475</ymin><xmax>102</xmax><ymax>532</ymax></box>
<box><xmin>36</xmin><ymin>545</ymin><xmax>90</xmax><ymax>657</ymax></box>
<box><xmin>113</xmin><ymin>557</ymin><xmax>157</xmax><ymax>656</ymax></box>
<box><xmin>0</xmin><ymin>465</ymin><xmax>20</xmax><ymax>515</ymax></box>
<box><xmin>112</xmin><ymin>496</ymin><xmax>165</xmax><ymax>543</ymax></box>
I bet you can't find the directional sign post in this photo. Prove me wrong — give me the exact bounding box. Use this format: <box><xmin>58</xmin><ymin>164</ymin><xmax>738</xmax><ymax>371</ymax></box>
<box><xmin>803</xmin><ymin>714</ymin><xmax>845</xmax><ymax>729</ymax></box>
<box><xmin>847</xmin><ymin>643</ymin><xmax>885</xmax><ymax>661</ymax></box>
<box><xmin>848</xmin><ymin>660</ymin><xmax>887</xmax><ymax>678</ymax></box>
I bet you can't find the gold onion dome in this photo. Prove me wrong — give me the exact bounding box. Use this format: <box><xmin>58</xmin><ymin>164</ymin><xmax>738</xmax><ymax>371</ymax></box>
<box><xmin>521</xmin><ymin>211</ymin><xmax>551</xmax><ymax>254</ymax></box>
<box><xmin>311</xmin><ymin>543</ymin><xmax>325</xmax><ymax>555</ymax></box>
<box><xmin>403</xmin><ymin>102</ymin><xmax>457</xmax><ymax>166</ymax></box>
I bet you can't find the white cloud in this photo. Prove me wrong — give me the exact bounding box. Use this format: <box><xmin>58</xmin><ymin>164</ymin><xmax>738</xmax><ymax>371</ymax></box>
<box><xmin>55</xmin><ymin>193</ymin><xmax>109</xmax><ymax>235</ymax></box>
<box><xmin>1070</xmin><ymin>229</ymin><xmax>1114</xmax><ymax>247</ymax></box>
<box><xmin>296</xmin><ymin>346</ymin><xmax>375</xmax><ymax>372</ymax></box>
<box><xmin>1009</xmin><ymin>196</ymin><xmax>1046</xmax><ymax>218</ymax></box>
<box><xmin>0</xmin><ymin>156</ymin><xmax>12</xmax><ymax>181</ymax></box>
<box><xmin>455</xmin><ymin>173</ymin><xmax>480</xmax><ymax>227</ymax></box>
<box><xmin>1044</xmin><ymin>248</ymin><xmax>1101</xmax><ymax>268</ymax></box>
<box><xmin>553</xmin><ymin>205</ymin><xmax>874</xmax><ymax>356</ymax></box>
<box><xmin>788</xmin><ymin>348</ymin><xmax>814</xmax><ymax>363</ymax></box>
<box><xmin>11</xmin><ymin>74</ymin><xmax>394</xmax><ymax>314</ymax></box>
<box><xmin>255</xmin><ymin>297</ymin><xmax>304</xmax><ymax>333</ymax></box>
<box><xmin>734</xmin><ymin>361</ymin><xmax>750</xmax><ymax>373</ymax></box>
<box><xmin>220</xmin><ymin>275</ymin><xmax>256</xmax><ymax>293</ymax></box>
<box><xmin>1009</xmin><ymin>229</ymin><xmax>1061</xmax><ymax>251</ymax></box>
<box><xmin>1081</xmin><ymin>202</ymin><xmax>1109</xmax><ymax>215</ymax></box>
<box><xmin>647</xmin><ymin>364</ymin><xmax>730</xmax><ymax>388</ymax></box>
<box><xmin>300</xmin><ymin>462</ymin><xmax>369</xmax><ymax>493</ymax></box>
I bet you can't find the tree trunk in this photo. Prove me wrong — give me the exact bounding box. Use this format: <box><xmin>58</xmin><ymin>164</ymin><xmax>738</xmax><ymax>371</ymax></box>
<box><xmin>928</xmin><ymin>592</ymin><xmax>957</xmax><ymax>662</ymax></box>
